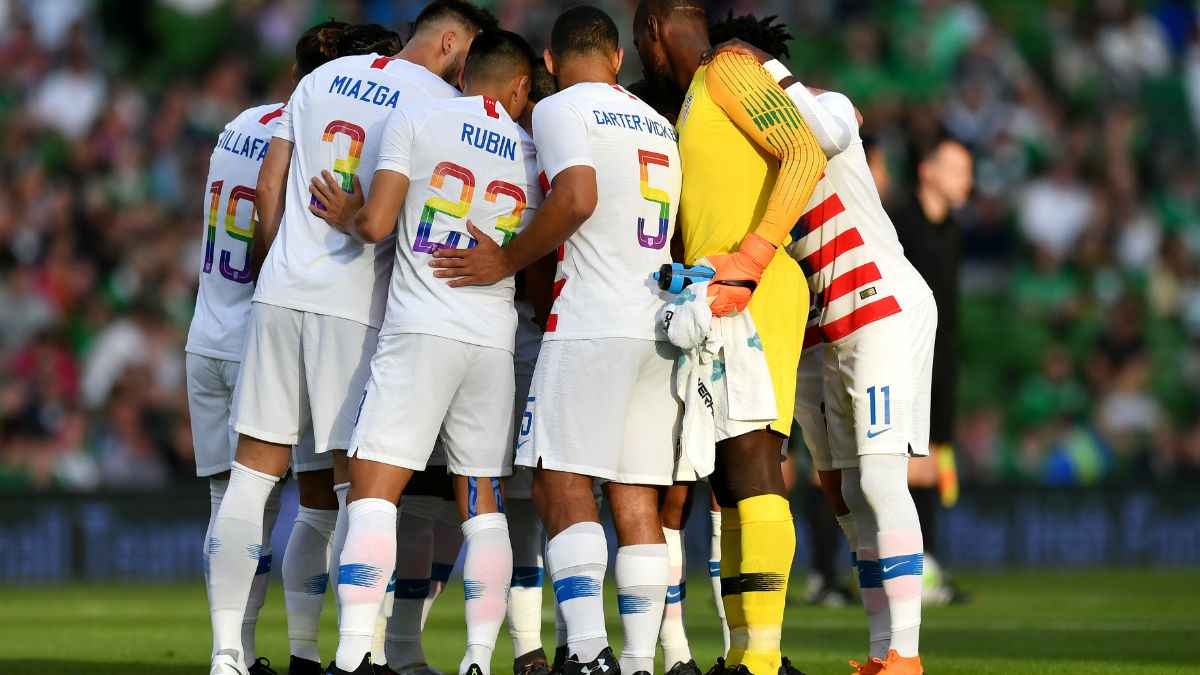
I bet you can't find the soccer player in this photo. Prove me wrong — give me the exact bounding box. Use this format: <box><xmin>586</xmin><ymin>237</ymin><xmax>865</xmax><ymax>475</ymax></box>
<box><xmin>505</xmin><ymin>55</ymin><xmax>559</xmax><ymax>675</ymax></box>
<box><xmin>708</xmin><ymin>36</ymin><xmax>939</xmax><ymax>675</ymax></box>
<box><xmin>205</xmin><ymin>3</ymin><xmax>494</xmax><ymax>675</ymax></box>
<box><xmin>633</xmin><ymin>3</ymin><xmax>824</xmax><ymax>675</ymax></box>
<box><xmin>429</xmin><ymin>7</ymin><xmax>683</xmax><ymax>675</ymax></box>
<box><xmin>186</xmin><ymin>20</ymin><xmax>389</xmax><ymax>675</ymax></box>
<box><xmin>308</xmin><ymin>28</ymin><xmax>541</xmax><ymax>675</ymax></box>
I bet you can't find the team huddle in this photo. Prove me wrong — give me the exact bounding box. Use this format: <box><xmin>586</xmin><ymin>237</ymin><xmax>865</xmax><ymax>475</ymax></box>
<box><xmin>185</xmin><ymin>3</ymin><xmax>936</xmax><ymax>675</ymax></box>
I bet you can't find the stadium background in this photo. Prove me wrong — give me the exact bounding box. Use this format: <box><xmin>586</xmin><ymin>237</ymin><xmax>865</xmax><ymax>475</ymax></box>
<box><xmin>0</xmin><ymin>0</ymin><xmax>1198</xmax><ymax>673</ymax></box>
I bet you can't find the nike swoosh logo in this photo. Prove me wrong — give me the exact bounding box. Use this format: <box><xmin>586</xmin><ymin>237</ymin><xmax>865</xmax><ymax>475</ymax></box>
<box><xmin>882</xmin><ymin>562</ymin><xmax>907</xmax><ymax>573</ymax></box>
<box><xmin>517</xmin><ymin>440</ymin><xmax>529</xmax><ymax>449</ymax></box>
<box><xmin>666</xmin><ymin>590</ymin><xmax>681</xmax><ymax>600</ymax></box>
<box><xmin>866</xmin><ymin>427</ymin><xmax>892</xmax><ymax>438</ymax></box>
<box><xmin>407</xmin><ymin>585</ymin><xmax>427</xmax><ymax>594</ymax></box>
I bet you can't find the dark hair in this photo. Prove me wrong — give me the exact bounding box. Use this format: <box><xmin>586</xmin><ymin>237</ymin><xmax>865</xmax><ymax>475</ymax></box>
<box><xmin>550</xmin><ymin>5</ymin><xmax>619</xmax><ymax>60</ymax></box>
<box><xmin>707</xmin><ymin>10</ymin><xmax>793</xmax><ymax>60</ymax></box>
<box><xmin>626</xmin><ymin>79</ymin><xmax>684</xmax><ymax>118</ymax></box>
<box><xmin>412</xmin><ymin>0</ymin><xmax>498</xmax><ymax>36</ymax></box>
<box><xmin>529</xmin><ymin>57</ymin><xmax>558</xmax><ymax>103</ymax></box>
<box><xmin>339</xmin><ymin>23</ymin><xmax>402</xmax><ymax>58</ymax></box>
<box><xmin>905</xmin><ymin>128</ymin><xmax>958</xmax><ymax>180</ymax></box>
<box><xmin>295</xmin><ymin>20</ymin><xmax>349</xmax><ymax>79</ymax></box>
<box><xmin>465</xmin><ymin>29</ymin><xmax>537</xmax><ymax>84</ymax></box>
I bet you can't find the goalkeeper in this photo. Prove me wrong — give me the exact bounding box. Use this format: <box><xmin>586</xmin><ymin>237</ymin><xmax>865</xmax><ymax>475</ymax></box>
<box><xmin>634</xmin><ymin>2</ymin><xmax>825</xmax><ymax>675</ymax></box>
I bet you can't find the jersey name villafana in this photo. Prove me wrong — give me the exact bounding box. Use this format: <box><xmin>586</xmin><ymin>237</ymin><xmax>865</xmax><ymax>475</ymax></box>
<box><xmin>186</xmin><ymin>102</ymin><xmax>285</xmax><ymax>361</ymax></box>
<box><xmin>786</xmin><ymin>91</ymin><xmax>932</xmax><ymax>348</ymax></box>
<box><xmin>254</xmin><ymin>54</ymin><xmax>459</xmax><ymax>328</ymax></box>
<box><xmin>532</xmin><ymin>82</ymin><xmax>681</xmax><ymax>341</ymax></box>
<box><xmin>376</xmin><ymin>95</ymin><xmax>542</xmax><ymax>352</ymax></box>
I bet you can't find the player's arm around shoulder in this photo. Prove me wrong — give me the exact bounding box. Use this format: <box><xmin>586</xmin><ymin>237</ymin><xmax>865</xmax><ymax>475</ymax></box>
<box><xmin>251</xmin><ymin>136</ymin><xmax>292</xmax><ymax>282</ymax></box>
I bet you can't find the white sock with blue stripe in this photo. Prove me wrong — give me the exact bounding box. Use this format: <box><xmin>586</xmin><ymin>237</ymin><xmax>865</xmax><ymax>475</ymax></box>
<box><xmin>659</xmin><ymin>528</ymin><xmax>692</xmax><ymax>667</ymax></box>
<box><xmin>858</xmin><ymin>454</ymin><xmax>923</xmax><ymax>658</ymax></box>
<box><xmin>546</xmin><ymin>521</ymin><xmax>609</xmax><ymax>663</ymax></box>
<box><xmin>241</xmin><ymin>481</ymin><xmax>282</xmax><ymax>664</ymax></box>
<box><xmin>207</xmin><ymin>461</ymin><xmax>279</xmax><ymax>668</ymax></box>
<box><xmin>335</xmin><ymin>498</ymin><xmax>398</xmax><ymax>671</ymax></box>
<box><xmin>709</xmin><ymin>509</ymin><xmax>729</xmax><ymax>657</ymax></box>
<box><xmin>616</xmin><ymin>543</ymin><xmax>669</xmax><ymax>674</ymax></box>
<box><xmin>283</xmin><ymin>505</ymin><xmax>337</xmax><ymax>662</ymax></box>
<box><xmin>506</xmin><ymin>497</ymin><xmax>545</xmax><ymax>656</ymax></box>
<box><xmin>461</xmin><ymin>512</ymin><xmax>512</xmax><ymax>674</ymax></box>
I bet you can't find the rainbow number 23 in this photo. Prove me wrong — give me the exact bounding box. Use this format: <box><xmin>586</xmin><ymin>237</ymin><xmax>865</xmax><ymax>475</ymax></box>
<box><xmin>203</xmin><ymin>180</ymin><xmax>256</xmax><ymax>284</ymax></box>
<box><xmin>413</xmin><ymin>161</ymin><xmax>527</xmax><ymax>253</ymax></box>
<box><xmin>637</xmin><ymin>149</ymin><xmax>670</xmax><ymax>249</ymax></box>
<box><xmin>310</xmin><ymin>119</ymin><xmax>365</xmax><ymax>210</ymax></box>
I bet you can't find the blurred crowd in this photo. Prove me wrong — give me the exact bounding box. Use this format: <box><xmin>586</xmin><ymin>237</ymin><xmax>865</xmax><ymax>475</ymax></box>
<box><xmin>2</xmin><ymin>0</ymin><xmax>1199</xmax><ymax>491</ymax></box>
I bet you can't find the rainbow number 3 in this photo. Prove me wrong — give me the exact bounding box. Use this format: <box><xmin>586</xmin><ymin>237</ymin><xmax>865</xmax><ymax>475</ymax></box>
<box><xmin>310</xmin><ymin>119</ymin><xmax>365</xmax><ymax>210</ymax></box>
<box><xmin>637</xmin><ymin>149</ymin><xmax>670</xmax><ymax>249</ymax></box>
<box><xmin>413</xmin><ymin>162</ymin><xmax>528</xmax><ymax>253</ymax></box>
<box><xmin>202</xmin><ymin>180</ymin><xmax>257</xmax><ymax>284</ymax></box>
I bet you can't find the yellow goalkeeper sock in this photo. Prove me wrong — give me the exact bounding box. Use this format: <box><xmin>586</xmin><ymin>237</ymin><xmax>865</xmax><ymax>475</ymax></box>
<box><xmin>719</xmin><ymin>506</ymin><xmax>746</xmax><ymax>664</ymax></box>
<box><xmin>737</xmin><ymin>494</ymin><xmax>795</xmax><ymax>675</ymax></box>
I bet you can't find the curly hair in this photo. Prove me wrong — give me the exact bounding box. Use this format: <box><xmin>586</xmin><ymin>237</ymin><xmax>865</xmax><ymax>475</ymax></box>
<box><xmin>707</xmin><ymin>10</ymin><xmax>793</xmax><ymax>60</ymax></box>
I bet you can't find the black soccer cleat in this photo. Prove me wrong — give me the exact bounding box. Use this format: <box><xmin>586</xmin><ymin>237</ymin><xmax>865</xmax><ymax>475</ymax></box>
<box><xmin>463</xmin><ymin>665</ymin><xmax>485</xmax><ymax>675</ymax></box>
<box><xmin>549</xmin><ymin>646</ymin><xmax>569</xmax><ymax>675</ymax></box>
<box><xmin>249</xmin><ymin>657</ymin><xmax>278</xmax><ymax>675</ymax></box>
<box><xmin>778</xmin><ymin>657</ymin><xmax>807</xmax><ymax>675</ymax></box>
<box><xmin>704</xmin><ymin>658</ymin><xmax>730</xmax><ymax>675</ymax></box>
<box><xmin>561</xmin><ymin>647</ymin><xmax>619</xmax><ymax>675</ymax></box>
<box><xmin>326</xmin><ymin>655</ymin><xmax>373</xmax><ymax>675</ymax></box>
<box><xmin>373</xmin><ymin>665</ymin><xmax>398</xmax><ymax>675</ymax></box>
<box><xmin>514</xmin><ymin>648</ymin><xmax>551</xmax><ymax>675</ymax></box>
<box><xmin>287</xmin><ymin>656</ymin><xmax>323</xmax><ymax>675</ymax></box>
<box><xmin>665</xmin><ymin>661</ymin><xmax>703</xmax><ymax>675</ymax></box>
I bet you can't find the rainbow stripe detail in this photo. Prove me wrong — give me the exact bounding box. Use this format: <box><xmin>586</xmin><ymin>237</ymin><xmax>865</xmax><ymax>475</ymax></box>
<box><xmin>637</xmin><ymin>149</ymin><xmax>670</xmax><ymax>249</ymax></box>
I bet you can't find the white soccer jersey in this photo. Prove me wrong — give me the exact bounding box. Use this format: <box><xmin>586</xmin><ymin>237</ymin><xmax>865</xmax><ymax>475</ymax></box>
<box><xmin>376</xmin><ymin>95</ymin><xmax>542</xmax><ymax>351</ymax></box>
<box><xmin>254</xmin><ymin>54</ymin><xmax>460</xmax><ymax>328</ymax></box>
<box><xmin>785</xmin><ymin>91</ymin><xmax>932</xmax><ymax>348</ymax></box>
<box><xmin>532</xmin><ymin>82</ymin><xmax>681</xmax><ymax>341</ymax></box>
<box><xmin>186</xmin><ymin>102</ymin><xmax>285</xmax><ymax>361</ymax></box>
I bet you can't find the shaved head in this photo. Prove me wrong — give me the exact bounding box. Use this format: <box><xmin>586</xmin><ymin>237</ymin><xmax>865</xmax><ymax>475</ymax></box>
<box><xmin>634</xmin><ymin>0</ymin><xmax>706</xmax><ymax>26</ymax></box>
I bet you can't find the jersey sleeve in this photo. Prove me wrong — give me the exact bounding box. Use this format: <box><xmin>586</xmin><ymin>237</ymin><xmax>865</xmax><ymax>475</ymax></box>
<box><xmin>273</xmin><ymin>82</ymin><xmax>304</xmax><ymax>144</ymax></box>
<box><xmin>375</xmin><ymin>107</ymin><xmax>418</xmax><ymax>178</ymax></box>
<box><xmin>531</xmin><ymin>96</ymin><xmax>594</xmax><ymax>184</ymax></box>
<box><xmin>704</xmin><ymin>53</ymin><xmax>827</xmax><ymax>247</ymax></box>
<box><xmin>783</xmin><ymin>84</ymin><xmax>858</xmax><ymax>157</ymax></box>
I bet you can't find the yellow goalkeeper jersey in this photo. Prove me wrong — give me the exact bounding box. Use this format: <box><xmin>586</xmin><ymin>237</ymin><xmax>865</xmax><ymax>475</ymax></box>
<box><xmin>676</xmin><ymin>53</ymin><xmax>826</xmax><ymax>436</ymax></box>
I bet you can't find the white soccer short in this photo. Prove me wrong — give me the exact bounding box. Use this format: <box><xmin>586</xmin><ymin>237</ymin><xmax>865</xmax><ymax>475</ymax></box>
<box><xmin>506</xmin><ymin>307</ymin><xmax>542</xmax><ymax>499</ymax></box>
<box><xmin>186</xmin><ymin>353</ymin><xmax>242</xmax><ymax>477</ymax></box>
<box><xmin>516</xmin><ymin>338</ymin><xmax>680</xmax><ymax>486</ymax></box>
<box><xmin>233</xmin><ymin>302</ymin><xmax>377</xmax><ymax>455</ymax></box>
<box><xmin>350</xmin><ymin>333</ymin><xmax>515</xmax><ymax>477</ymax></box>
<box><xmin>798</xmin><ymin>297</ymin><xmax>936</xmax><ymax>471</ymax></box>
<box><xmin>188</xmin><ymin>353</ymin><xmax>331</xmax><ymax>475</ymax></box>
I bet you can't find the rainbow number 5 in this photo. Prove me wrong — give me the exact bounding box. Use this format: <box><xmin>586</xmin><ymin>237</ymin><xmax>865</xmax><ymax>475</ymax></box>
<box><xmin>311</xmin><ymin>119</ymin><xmax>365</xmax><ymax>210</ymax></box>
<box><xmin>413</xmin><ymin>163</ymin><xmax>529</xmax><ymax>253</ymax></box>
<box><xmin>203</xmin><ymin>180</ymin><xmax>257</xmax><ymax>284</ymax></box>
<box><xmin>637</xmin><ymin>149</ymin><xmax>670</xmax><ymax>249</ymax></box>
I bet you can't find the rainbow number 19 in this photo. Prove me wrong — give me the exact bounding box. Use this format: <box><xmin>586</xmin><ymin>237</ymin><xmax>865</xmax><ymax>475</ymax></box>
<box><xmin>203</xmin><ymin>180</ymin><xmax>257</xmax><ymax>284</ymax></box>
<box><xmin>413</xmin><ymin>161</ymin><xmax>528</xmax><ymax>253</ymax></box>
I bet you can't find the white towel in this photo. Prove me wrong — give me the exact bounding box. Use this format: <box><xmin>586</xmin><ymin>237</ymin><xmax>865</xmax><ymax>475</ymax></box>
<box><xmin>657</xmin><ymin>278</ymin><xmax>778</xmax><ymax>478</ymax></box>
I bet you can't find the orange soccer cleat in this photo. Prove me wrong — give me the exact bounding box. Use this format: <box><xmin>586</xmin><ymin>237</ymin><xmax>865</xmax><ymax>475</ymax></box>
<box><xmin>848</xmin><ymin>658</ymin><xmax>883</xmax><ymax>675</ymax></box>
<box><xmin>875</xmin><ymin>650</ymin><xmax>923</xmax><ymax>674</ymax></box>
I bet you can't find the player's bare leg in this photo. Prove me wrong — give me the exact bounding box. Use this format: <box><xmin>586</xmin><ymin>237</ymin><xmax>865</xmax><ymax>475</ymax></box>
<box><xmin>658</xmin><ymin>482</ymin><xmax>700</xmax><ymax>675</ymax></box>
<box><xmin>452</xmin><ymin>474</ymin><xmax>512</xmax><ymax>675</ymax></box>
<box><xmin>282</xmin><ymin>468</ymin><xmax>337</xmax><ymax>670</ymax></box>
<box><xmin>207</xmin><ymin>435</ymin><xmax>292</xmax><ymax>674</ymax></box>
<box><xmin>332</xmin><ymin>458</ymin><xmax>414</xmax><ymax>672</ymax></box>
<box><xmin>711</xmin><ymin>429</ymin><xmax>793</xmax><ymax>675</ymax></box>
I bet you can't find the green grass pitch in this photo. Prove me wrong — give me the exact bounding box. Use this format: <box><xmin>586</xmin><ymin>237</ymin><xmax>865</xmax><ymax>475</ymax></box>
<box><xmin>2</xmin><ymin>570</ymin><xmax>1197</xmax><ymax>674</ymax></box>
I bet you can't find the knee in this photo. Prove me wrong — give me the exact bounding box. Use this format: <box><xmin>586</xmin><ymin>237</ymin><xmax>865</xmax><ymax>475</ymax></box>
<box><xmin>658</xmin><ymin>484</ymin><xmax>694</xmax><ymax>529</ymax></box>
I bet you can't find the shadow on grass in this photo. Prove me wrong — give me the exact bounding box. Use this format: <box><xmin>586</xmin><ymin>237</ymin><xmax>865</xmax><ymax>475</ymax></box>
<box><xmin>3</xmin><ymin>661</ymin><xmax>208</xmax><ymax>675</ymax></box>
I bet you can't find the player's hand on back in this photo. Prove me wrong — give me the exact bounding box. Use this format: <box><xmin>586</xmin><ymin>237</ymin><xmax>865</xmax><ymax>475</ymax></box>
<box><xmin>700</xmin><ymin>38</ymin><xmax>773</xmax><ymax>67</ymax></box>
<box><xmin>307</xmin><ymin>170</ymin><xmax>364</xmax><ymax>235</ymax></box>
<box><xmin>430</xmin><ymin>220</ymin><xmax>512</xmax><ymax>287</ymax></box>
